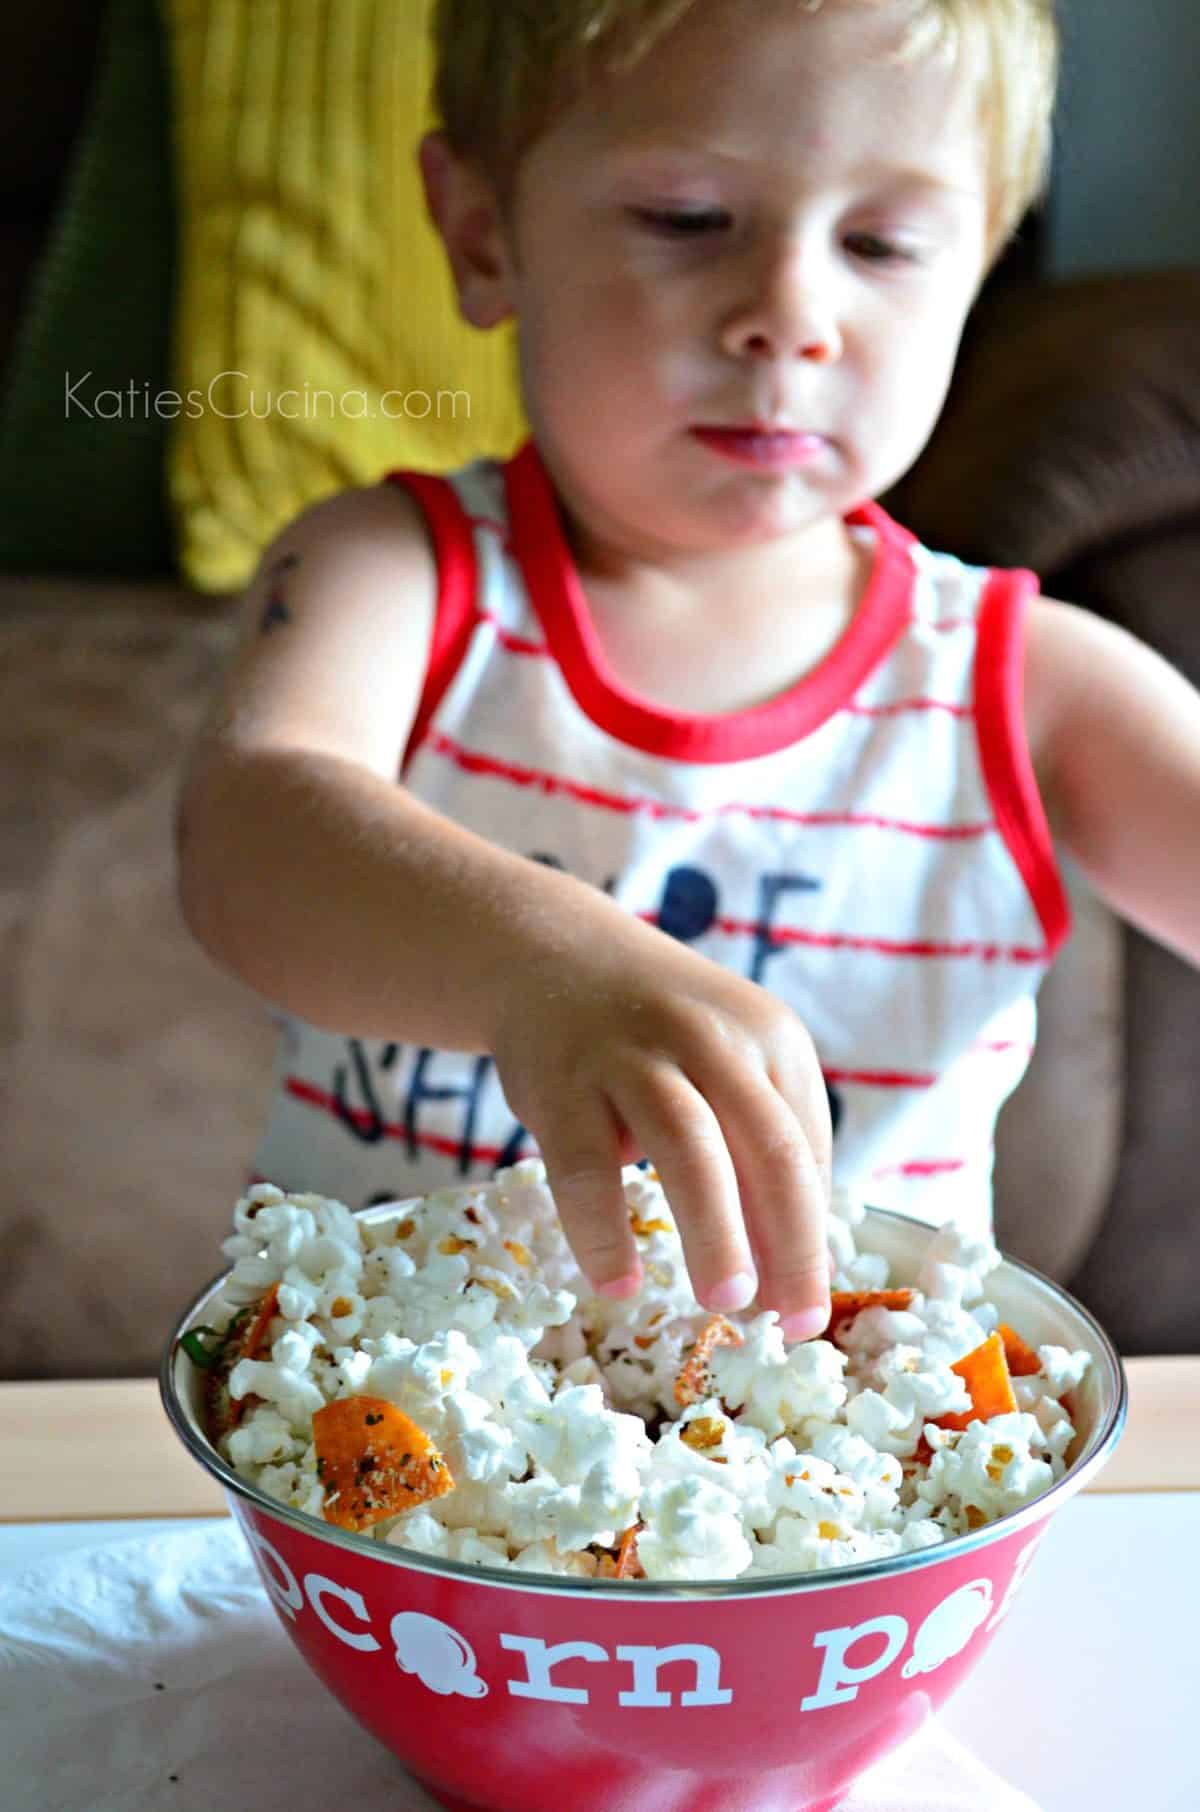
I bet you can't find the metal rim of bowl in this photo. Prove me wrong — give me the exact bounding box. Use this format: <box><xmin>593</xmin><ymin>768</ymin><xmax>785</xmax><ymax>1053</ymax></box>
<box><xmin>160</xmin><ymin>1203</ymin><xmax>1128</xmax><ymax>1602</ymax></box>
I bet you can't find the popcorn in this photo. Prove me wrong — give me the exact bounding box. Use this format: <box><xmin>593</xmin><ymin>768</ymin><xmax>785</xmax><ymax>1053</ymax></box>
<box><xmin>711</xmin><ymin>1318</ymin><xmax>849</xmax><ymax>1439</ymax></box>
<box><xmin>913</xmin><ymin>1414</ymin><xmax>1058</xmax><ymax>1525</ymax></box>
<box><xmin>227</xmin><ymin>1356</ymin><xmax>325</xmax><ymax>1430</ymax></box>
<box><xmin>226</xmin><ymin>1406</ymin><xmax>302</xmax><ymax>1470</ymax></box>
<box><xmin>1036</xmin><ymin>1344</ymin><xmax>1093</xmax><ymax>1395</ymax></box>
<box><xmin>200</xmin><ymin>1160</ymin><xmax>1091</xmax><ymax>1581</ymax></box>
<box><xmin>636</xmin><ymin>1474</ymin><xmax>755</xmax><ymax>1580</ymax></box>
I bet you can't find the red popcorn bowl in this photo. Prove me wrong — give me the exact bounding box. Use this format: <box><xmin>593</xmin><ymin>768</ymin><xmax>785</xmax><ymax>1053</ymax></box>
<box><xmin>161</xmin><ymin>1206</ymin><xmax>1125</xmax><ymax>1812</ymax></box>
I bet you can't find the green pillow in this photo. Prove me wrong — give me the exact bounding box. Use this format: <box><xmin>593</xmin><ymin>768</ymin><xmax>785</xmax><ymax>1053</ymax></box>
<box><xmin>0</xmin><ymin>0</ymin><xmax>176</xmax><ymax>577</ymax></box>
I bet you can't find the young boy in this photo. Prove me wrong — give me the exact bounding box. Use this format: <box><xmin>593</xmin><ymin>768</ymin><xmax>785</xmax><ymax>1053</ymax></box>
<box><xmin>177</xmin><ymin>0</ymin><xmax>1200</xmax><ymax>1346</ymax></box>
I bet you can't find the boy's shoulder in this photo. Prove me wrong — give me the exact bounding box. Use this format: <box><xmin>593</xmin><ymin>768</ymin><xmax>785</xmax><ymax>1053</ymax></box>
<box><xmin>269</xmin><ymin>473</ymin><xmax>439</xmax><ymax>579</ymax></box>
<box><xmin>261</xmin><ymin>451</ymin><xmax>519</xmax><ymax>614</ymax></box>
<box><xmin>238</xmin><ymin>479</ymin><xmax>443</xmax><ymax>654</ymax></box>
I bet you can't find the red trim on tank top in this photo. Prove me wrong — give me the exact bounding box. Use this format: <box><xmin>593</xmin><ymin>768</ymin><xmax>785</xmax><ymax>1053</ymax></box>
<box><xmin>973</xmin><ymin>569</ymin><xmax>1072</xmax><ymax>959</ymax></box>
<box><xmin>503</xmin><ymin>439</ymin><xmax>919</xmax><ymax>764</ymax></box>
<box><xmin>386</xmin><ymin>470</ymin><xmax>480</xmax><ymax>769</ymax></box>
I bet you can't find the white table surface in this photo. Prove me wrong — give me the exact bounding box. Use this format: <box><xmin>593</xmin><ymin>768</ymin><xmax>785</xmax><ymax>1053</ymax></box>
<box><xmin>940</xmin><ymin>1492</ymin><xmax>1198</xmax><ymax>1810</ymax></box>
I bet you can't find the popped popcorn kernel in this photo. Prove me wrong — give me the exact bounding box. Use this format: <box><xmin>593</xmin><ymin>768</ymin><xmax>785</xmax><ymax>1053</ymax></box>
<box><xmin>680</xmin><ymin>1415</ymin><xmax>727</xmax><ymax>1452</ymax></box>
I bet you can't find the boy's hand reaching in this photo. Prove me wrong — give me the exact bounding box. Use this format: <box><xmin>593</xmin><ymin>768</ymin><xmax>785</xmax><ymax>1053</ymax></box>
<box><xmin>489</xmin><ymin>913</ymin><xmax>832</xmax><ymax>1342</ymax></box>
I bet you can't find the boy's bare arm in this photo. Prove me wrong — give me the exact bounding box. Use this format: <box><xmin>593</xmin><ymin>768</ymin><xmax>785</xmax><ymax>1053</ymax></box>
<box><xmin>177</xmin><ymin>488</ymin><xmax>831</xmax><ymax>1337</ymax></box>
<box><xmin>1026</xmin><ymin>597</ymin><xmax>1200</xmax><ymax>965</ymax></box>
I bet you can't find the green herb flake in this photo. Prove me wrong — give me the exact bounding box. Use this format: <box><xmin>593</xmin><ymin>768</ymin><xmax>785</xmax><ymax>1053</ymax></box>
<box><xmin>179</xmin><ymin>1327</ymin><xmax>224</xmax><ymax>1370</ymax></box>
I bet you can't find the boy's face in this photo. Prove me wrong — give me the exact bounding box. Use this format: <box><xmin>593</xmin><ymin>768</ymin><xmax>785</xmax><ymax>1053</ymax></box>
<box><xmin>435</xmin><ymin>0</ymin><xmax>992</xmax><ymax>564</ymax></box>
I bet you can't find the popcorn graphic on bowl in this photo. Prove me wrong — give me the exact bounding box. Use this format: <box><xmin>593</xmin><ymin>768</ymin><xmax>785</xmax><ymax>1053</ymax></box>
<box><xmin>391</xmin><ymin>1611</ymin><xmax>489</xmax><ymax>1698</ymax></box>
<box><xmin>902</xmin><ymin>1579</ymin><xmax>993</xmax><ymax>1677</ymax></box>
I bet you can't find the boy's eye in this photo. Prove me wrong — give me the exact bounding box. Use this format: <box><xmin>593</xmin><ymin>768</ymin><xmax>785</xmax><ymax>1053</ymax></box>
<box><xmin>630</xmin><ymin>205</ymin><xmax>733</xmax><ymax>237</ymax></box>
<box><xmin>844</xmin><ymin>231</ymin><xmax>921</xmax><ymax>264</ymax></box>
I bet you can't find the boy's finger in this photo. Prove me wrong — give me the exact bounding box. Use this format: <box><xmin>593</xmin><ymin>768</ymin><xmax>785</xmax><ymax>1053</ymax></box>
<box><xmin>737</xmin><ymin>1136</ymin><xmax>830</xmax><ymax>1338</ymax></box>
<box><xmin>767</xmin><ymin>1038</ymin><xmax>834</xmax><ymax>1193</ymax></box>
<box><xmin>701</xmin><ymin>1066</ymin><xmax>831</xmax><ymax>1340</ymax></box>
<box><xmin>534</xmin><ymin>1100</ymin><xmax>642</xmax><ymax>1296</ymax></box>
<box><xmin>610</xmin><ymin>1065</ymin><xmax>756</xmax><ymax>1311</ymax></box>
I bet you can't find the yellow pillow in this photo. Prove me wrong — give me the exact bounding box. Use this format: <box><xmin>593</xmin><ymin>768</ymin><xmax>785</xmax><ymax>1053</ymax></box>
<box><xmin>163</xmin><ymin>0</ymin><xmax>528</xmax><ymax>593</ymax></box>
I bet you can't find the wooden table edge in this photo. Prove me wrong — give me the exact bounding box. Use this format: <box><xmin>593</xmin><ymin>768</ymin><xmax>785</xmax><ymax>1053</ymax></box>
<box><xmin>1</xmin><ymin>1356</ymin><xmax>1195</xmax><ymax>1524</ymax></box>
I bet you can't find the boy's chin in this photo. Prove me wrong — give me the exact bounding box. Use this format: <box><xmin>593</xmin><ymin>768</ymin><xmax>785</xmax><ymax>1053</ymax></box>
<box><xmin>677</xmin><ymin>485</ymin><xmax>837</xmax><ymax>548</ymax></box>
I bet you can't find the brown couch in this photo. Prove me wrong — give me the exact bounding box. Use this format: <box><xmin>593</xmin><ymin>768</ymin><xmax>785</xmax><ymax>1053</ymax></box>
<box><xmin>3</xmin><ymin>5</ymin><xmax>1198</xmax><ymax>1379</ymax></box>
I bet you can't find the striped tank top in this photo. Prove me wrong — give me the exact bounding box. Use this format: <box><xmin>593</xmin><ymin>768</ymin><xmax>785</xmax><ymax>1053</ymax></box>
<box><xmin>253</xmin><ymin>440</ymin><xmax>1069</xmax><ymax>1236</ymax></box>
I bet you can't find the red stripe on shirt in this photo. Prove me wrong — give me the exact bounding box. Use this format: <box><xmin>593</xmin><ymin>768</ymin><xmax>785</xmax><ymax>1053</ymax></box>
<box><xmin>286</xmin><ymin>1076</ymin><xmax>974</xmax><ymax>1183</ymax></box>
<box><xmin>284</xmin><ymin>1079</ymin><xmax>533</xmax><ymax>1168</ymax></box>
<box><xmin>466</xmin><ymin>612</ymin><xmax>970</xmax><ymax>708</ymax></box>
<box><xmin>870</xmin><ymin>1158</ymin><xmax>969</xmax><ymax>1179</ymax></box>
<box><xmin>844</xmin><ymin>697</ymin><xmax>974</xmax><ymax>720</ymax></box>
<box><xmin>468</xmin><ymin>623</ymin><xmax>968</xmax><ymax>703</ymax></box>
<box><xmin>824</xmin><ymin>1067</ymin><xmax>938</xmax><ymax>1088</ymax></box>
<box><xmin>472</xmin><ymin>626</ymin><xmax>975</xmax><ymax>710</ymax></box>
<box><xmin>426</xmin><ymin>731</ymin><xmax>994</xmax><ymax>840</ymax></box>
<box><xmin>639</xmin><ymin>912</ymin><xmax>1050</xmax><ymax>965</ymax></box>
<box><xmin>467</xmin><ymin>617</ymin><xmax>962</xmax><ymax>706</ymax></box>
<box><xmin>474</xmin><ymin>609</ymin><xmax>548</xmax><ymax>657</ymax></box>
<box><xmin>825</xmin><ymin>1040</ymin><xmax>1032</xmax><ymax>1088</ymax></box>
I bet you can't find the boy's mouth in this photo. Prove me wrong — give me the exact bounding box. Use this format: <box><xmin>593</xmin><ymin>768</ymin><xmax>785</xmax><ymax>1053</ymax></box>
<box><xmin>690</xmin><ymin>425</ymin><xmax>829</xmax><ymax>471</ymax></box>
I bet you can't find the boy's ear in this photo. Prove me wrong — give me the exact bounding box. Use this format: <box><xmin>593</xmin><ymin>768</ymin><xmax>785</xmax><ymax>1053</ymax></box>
<box><xmin>419</xmin><ymin>130</ymin><xmax>516</xmax><ymax>330</ymax></box>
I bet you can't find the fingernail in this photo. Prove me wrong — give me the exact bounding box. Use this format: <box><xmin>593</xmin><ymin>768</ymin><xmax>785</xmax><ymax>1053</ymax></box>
<box><xmin>704</xmin><ymin>1271</ymin><xmax>758</xmax><ymax>1313</ymax></box>
<box><xmin>780</xmin><ymin>1304</ymin><xmax>830</xmax><ymax>1343</ymax></box>
<box><xmin>595</xmin><ymin>1270</ymin><xmax>643</xmax><ymax>1301</ymax></box>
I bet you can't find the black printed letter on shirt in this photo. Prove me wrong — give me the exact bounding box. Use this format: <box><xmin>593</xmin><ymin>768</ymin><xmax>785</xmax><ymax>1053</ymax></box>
<box><xmin>332</xmin><ymin>1039</ymin><xmax>399</xmax><ymax>1145</ymax></box>
<box><xmin>749</xmin><ymin>873</ymin><xmax>822</xmax><ymax>986</ymax></box>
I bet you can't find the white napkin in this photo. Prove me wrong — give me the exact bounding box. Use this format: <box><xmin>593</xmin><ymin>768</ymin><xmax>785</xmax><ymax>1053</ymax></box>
<box><xmin>0</xmin><ymin>1523</ymin><xmax>1041</xmax><ymax>1812</ymax></box>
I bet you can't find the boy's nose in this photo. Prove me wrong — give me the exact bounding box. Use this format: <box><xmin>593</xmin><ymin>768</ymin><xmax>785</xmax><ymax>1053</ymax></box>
<box><xmin>719</xmin><ymin>251</ymin><xmax>843</xmax><ymax>366</ymax></box>
<box><xmin>727</xmin><ymin>326</ymin><xmax>838</xmax><ymax>364</ymax></box>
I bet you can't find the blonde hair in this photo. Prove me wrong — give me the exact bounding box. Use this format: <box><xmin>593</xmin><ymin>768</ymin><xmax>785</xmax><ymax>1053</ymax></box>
<box><xmin>430</xmin><ymin>0</ymin><xmax>1059</xmax><ymax>253</ymax></box>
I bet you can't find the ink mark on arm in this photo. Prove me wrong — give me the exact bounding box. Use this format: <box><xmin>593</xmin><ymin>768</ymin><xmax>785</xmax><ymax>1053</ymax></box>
<box><xmin>260</xmin><ymin>552</ymin><xmax>302</xmax><ymax>634</ymax></box>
